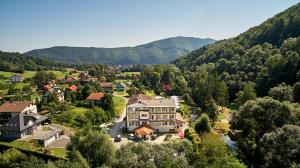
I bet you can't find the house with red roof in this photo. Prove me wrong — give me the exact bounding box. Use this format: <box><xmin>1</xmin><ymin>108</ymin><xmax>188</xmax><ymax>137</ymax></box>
<box><xmin>68</xmin><ymin>85</ymin><xmax>77</xmax><ymax>92</ymax></box>
<box><xmin>86</xmin><ymin>92</ymin><xmax>105</xmax><ymax>106</ymax></box>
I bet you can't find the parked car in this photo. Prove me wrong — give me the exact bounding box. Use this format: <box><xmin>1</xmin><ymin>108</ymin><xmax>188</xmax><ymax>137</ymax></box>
<box><xmin>151</xmin><ymin>134</ymin><xmax>158</xmax><ymax>140</ymax></box>
<box><xmin>128</xmin><ymin>134</ymin><xmax>135</xmax><ymax>140</ymax></box>
<box><xmin>114</xmin><ymin>135</ymin><xmax>121</xmax><ymax>142</ymax></box>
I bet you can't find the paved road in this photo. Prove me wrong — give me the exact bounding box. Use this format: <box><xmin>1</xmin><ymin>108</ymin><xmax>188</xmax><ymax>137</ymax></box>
<box><xmin>109</xmin><ymin>97</ymin><xmax>127</xmax><ymax>138</ymax></box>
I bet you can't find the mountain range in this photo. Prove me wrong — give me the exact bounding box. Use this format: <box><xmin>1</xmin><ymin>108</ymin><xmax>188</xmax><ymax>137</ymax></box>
<box><xmin>25</xmin><ymin>37</ymin><xmax>215</xmax><ymax>65</ymax></box>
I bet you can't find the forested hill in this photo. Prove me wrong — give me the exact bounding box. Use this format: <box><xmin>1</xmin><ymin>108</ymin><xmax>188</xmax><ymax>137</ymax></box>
<box><xmin>173</xmin><ymin>3</ymin><xmax>300</xmax><ymax>96</ymax></box>
<box><xmin>25</xmin><ymin>37</ymin><xmax>215</xmax><ymax>65</ymax></box>
<box><xmin>0</xmin><ymin>51</ymin><xmax>68</xmax><ymax>72</ymax></box>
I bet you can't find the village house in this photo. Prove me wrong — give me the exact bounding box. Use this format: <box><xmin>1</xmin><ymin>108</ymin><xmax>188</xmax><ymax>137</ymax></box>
<box><xmin>10</xmin><ymin>74</ymin><xmax>24</xmax><ymax>83</ymax></box>
<box><xmin>115</xmin><ymin>82</ymin><xmax>126</xmax><ymax>91</ymax></box>
<box><xmin>100</xmin><ymin>82</ymin><xmax>114</xmax><ymax>92</ymax></box>
<box><xmin>86</xmin><ymin>92</ymin><xmax>105</xmax><ymax>106</ymax></box>
<box><xmin>78</xmin><ymin>72</ymin><xmax>89</xmax><ymax>80</ymax></box>
<box><xmin>68</xmin><ymin>85</ymin><xmax>77</xmax><ymax>92</ymax></box>
<box><xmin>43</xmin><ymin>86</ymin><xmax>64</xmax><ymax>102</ymax></box>
<box><xmin>126</xmin><ymin>94</ymin><xmax>186</xmax><ymax>136</ymax></box>
<box><xmin>0</xmin><ymin>101</ymin><xmax>61</xmax><ymax>147</ymax></box>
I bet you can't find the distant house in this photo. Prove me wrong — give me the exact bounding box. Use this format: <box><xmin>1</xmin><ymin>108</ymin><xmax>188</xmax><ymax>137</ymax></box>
<box><xmin>68</xmin><ymin>85</ymin><xmax>77</xmax><ymax>92</ymax></box>
<box><xmin>43</xmin><ymin>87</ymin><xmax>64</xmax><ymax>102</ymax></box>
<box><xmin>10</xmin><ymin>74</ymin><xmax>24</xmax><ymax>83</ymax></box>
<box><xmin>78</xmin><ymin>72</ymin><xmax>89</xmax><ymax>80</ymax></box>
<box><xmin>116</xmin><ymin>83</ymin><xmax>126</xmax><ymax>91</ymax></box>
<box><xmin>62</xmin><ymin>77</ymin><xmax>80</xmax><ymax>83</ymax></box>
<box><xmin>86</xmin><ymin>92</ymin><xmax>105</xmax><ymax>106</ymax></box>
<box><xmin>162</xmin><ymin>83</ymin><xmax>172</xmax><ymax>92</ymax></box>
<box><xmin>100</xmin><ymin>82</ymin><xmax>114</xmax><ymax>92</ymax></box>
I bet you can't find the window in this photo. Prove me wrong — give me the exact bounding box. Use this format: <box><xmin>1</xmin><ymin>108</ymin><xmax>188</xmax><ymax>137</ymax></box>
<box><xmin>129</xmin><ymin>121</ymin><xmax>134</xmax><ymax>126</ymax></box>
<box><xmin>127</xmin><ymin>107</ymin><xmax>132</xmax><ymax>112</ymax></box>
<box><xmin>169</xmin><ymin>121</ymin><xmax>175</xmax><ymax>125</ymax></box>
<box><xmin>149</xmin><ymin>108</ymin><xmax>153</xmax><ymax>112</ymax></box>
<box><xmin>155</xmin><ymin>107</ymin><xmax>161</xmax><ymax>112</ymax></box>
<box><xmin>155</xmin><ymin>122</ymin><xmax>161</xmax><ymax>126</ymax></box>
<box><xmin>163</xmin><ymin>115</ymin><xmax>168</xmax><ymax>120</ymax></box>
<box><xmin>135</xmin><ymin>121</ymin><xmax>140</xmax><ymax>126</ymax></box>
<box><xmin>170</xmin><ymin>115</ymin><xmax>175</xmax><ymax>119</ymax></box>
<box><xmin>135</xmin><ymin>115</ymin><xmax>139</xmax><ymax>119</ymax></box>
<box><xmin>141</xmin><ymin>114</ymin><xmax>147</xmax><ymax>117</ymax></box>
<box><xmin>149</xmin><ymin>122</ymin><xmax>155</xmax><ymax>126</ymax></box>
<box><xmin>141</xmin><ymin>121</ymin><xmax>147</xmax><ymax>125</ymax></box>
<box><xmin>156</xmin><ymin>115</ymin><xmax>161</xmax><ymax>120</ymax></box>
<box><xmin>169</xmin><ymin>107</ymin><xmax>175</xmax><ymax>112</ymax></box>
<box><xmin>149</xmin><ymin>115</ymin><xmax>154</xmax><ymax>119</ymax></box>
<box><xmin>162</xmin><ymin>121</ymin><xmax>168</xmax><ymax>126</ymax></box>
<box><xmin>162</xmin><ymin>107</ymin><xmax>167</xmax><ymax>111</ymax></box>
<box><xmin>130</xmin><ymin>115</ymin><xmax>134</xmax><ymax>120</ymax></box>
<box><xmin>135</xmin><ymin>107</ymin><xmax>140</xmax><ymax>111</ymax></box>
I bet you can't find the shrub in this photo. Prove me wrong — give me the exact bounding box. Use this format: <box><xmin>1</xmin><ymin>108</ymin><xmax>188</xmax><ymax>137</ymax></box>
<box><xmin>194</xmin><ymin>114</ymin><xmax>211</xmax><ymax>134</ymax></box>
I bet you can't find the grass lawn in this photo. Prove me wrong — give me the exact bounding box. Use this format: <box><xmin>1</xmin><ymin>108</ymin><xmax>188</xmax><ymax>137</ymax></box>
<box><xmin>0</xmin><ymin>139</ymin><xmax>42</xmax><ymax>151</ymax></box>
<box><xmin>51</xmin><ymin>107</ymin><xmax>89</xmax><ymax>128</ymax></box>
<box><xmin>49</xmin><ymin>148</ymin><xmax>67</xmax><ymax>158</ymax></box>
<box><xmin>114</xmin><ymin>90</ymin><xmax>127</xmax><ymax>96</ymax></box>
<box><xmin>113</xmin><ymin>96</ymin><xmax>126</xmax><ymax>117</ymax></box>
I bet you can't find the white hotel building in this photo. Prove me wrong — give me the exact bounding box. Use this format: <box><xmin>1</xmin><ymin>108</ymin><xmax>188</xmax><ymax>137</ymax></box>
<box><xmin>126</xmin><ymin>94</ymin><xmax>185</xmax><ymax>133</ymax></box>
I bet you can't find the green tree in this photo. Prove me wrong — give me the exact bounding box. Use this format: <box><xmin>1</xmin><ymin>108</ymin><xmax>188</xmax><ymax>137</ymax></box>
<box><xmin>293</xmin><ymin>82</ymin><xmax>300</xmax><ymax>103</ymax></box>
<box><xmin>259</xmin><ymin>125</ymin><xmax>300</xmax><ymax>168</ymax></box>
<box><xmin>231</xmin><ymin>97</ymin><xmax>295</xmax><ymax>164</ymax></box>
<box><xmin>68</xmin><ymin>130</ymin><xmax>115</xmax><ymax>167</ymax></box>
<box><xmin>194</xmin><ymin>114</ymin><xmax>211</xmax><ymax>134</ymax></box>
<box><xmin>234</xmin><ymin>82</ymin><xmax>257</xmax><ymax>106</ymax></box>
<box><xmin>268</xmin><ymin>83</ymin><xmax>293</xmax><ymax>102</ymax></box>
<box><xmin>205</xmin><ymin>98</ymin><xmax>218</xmax><ymax>122</ymax></box>
<box><xmin>0</xmin><ymin>148</ymin><xmax>26</xmax><ymax>168</ymax></box>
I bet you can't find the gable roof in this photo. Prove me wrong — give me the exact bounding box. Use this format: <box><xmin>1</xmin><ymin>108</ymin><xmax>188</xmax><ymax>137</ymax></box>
<box><xmin>86</xmin><ymin>92</ymin><xmax>105</xmax><ymax>100</ymax></box>
<box><xmin>134</xmin><ymin>124</ymin><xmax>154</xmax><ymax>136</ymax></box>
<box><xmin>126</xmin><ymin>94</ymin><xmax>176</xmax><ymax>107</ymax></box>
<box><xmin>69</xmin><ymin>85</ymin><xmax>77</xmax><ymax>91</ymax></box>
<box><xmin>0</xmin><ymin>101</ymin><xmax>32</xmax><ymax>113</ymax></box>
<box><xmin>100</xmin><ymin>82</ymin><xmax>113</xmax><ymax>88</ymax></box>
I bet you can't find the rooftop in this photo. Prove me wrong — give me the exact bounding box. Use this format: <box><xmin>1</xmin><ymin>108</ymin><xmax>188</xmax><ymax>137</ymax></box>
<box><xmin>127</xmin><ymin>94</ymin><xmax>176</xmax><ymax>107</ymax></box>
<box><xmin>0</xmin><ymin>101</ymin><xmax>32</xmax><ymax>113</ymax></box>
<box><xmin>86</xmin><ymin>92</ymin><xmax>105</xmax><ymax>100</ymax></box>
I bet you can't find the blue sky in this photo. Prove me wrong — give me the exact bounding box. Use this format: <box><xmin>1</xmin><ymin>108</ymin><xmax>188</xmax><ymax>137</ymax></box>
<box><xmin>0</xmin><ymin>0</ymin><xmax>298</xmax><ymax>53</ymax></box>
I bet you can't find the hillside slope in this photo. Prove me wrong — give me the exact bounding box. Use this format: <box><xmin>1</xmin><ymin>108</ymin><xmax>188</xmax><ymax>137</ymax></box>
<box><xmin>25</xmin><ymin>37</ymin><xmax>215</xmax><ymax>65</ymax></box>
<box><xmin>173</xmin><ymin>3</ymin><xmax>300</xmax><ymax>96</ymax></box>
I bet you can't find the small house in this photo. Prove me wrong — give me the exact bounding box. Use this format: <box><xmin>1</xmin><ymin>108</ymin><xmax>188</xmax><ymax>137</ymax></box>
<box><xmin>86</xmin><ymin>92</ymin><xmax>105</xmax><ymax>106</ymax></box>
<box><xmin>100</xmin><ymin>82</ymin><xmax>114</xmax><ymax>92</ymax></box>
<box><xmin>10</xmin><ymin>74</ymin><xmax>24</xmax><ymax>83</ymax></box>
<box><xmin>116</xmin><ymin>83</ymin><xmax>126</xmax><ymax>91</ymax></box>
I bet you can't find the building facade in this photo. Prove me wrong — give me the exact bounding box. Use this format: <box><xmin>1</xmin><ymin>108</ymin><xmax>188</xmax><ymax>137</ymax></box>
<box><xmin>126</xmin><ymin>94</ymin><xmax>180</xmax><ymax>132</ymax></box>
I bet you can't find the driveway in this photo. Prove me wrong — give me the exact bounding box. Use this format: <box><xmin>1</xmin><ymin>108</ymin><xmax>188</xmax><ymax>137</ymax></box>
<box><xmin>109</xmin><ymin>97</ymin><xmax>127</xmax><ymax>138</ymax></box>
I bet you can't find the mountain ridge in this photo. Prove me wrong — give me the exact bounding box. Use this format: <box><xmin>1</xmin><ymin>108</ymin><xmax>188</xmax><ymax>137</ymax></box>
<box><xmin>25</xmin><ymin>37</ymin><xmax>215</xmax><ymax>65</ymax></box>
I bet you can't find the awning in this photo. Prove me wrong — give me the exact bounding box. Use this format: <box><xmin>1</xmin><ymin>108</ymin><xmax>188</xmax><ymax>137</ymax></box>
<box><xmin>134</xmin><ymin>124</ymin><xmax>154</xmax><ymax>136</ymax></box>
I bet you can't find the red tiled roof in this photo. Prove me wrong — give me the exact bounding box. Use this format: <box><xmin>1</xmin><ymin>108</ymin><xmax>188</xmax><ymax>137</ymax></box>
<box><xmin>134</xmin><ymin>124</ymin><xmax>154</xmax><ymax>136</ymax></box>
<box><xmin>69</xmin><ymin>85</ymin><xmax>77</xmax><ymax>91</ymax></box>
<box><xmin>86</xmin><ymin>92</ymin><xmax>105</xmax><ymax>100</ymax></box>
<box><xmin>0</xmin><ymin>101</ymin><xmax>32</xmax><ymax>113</ymax></box>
